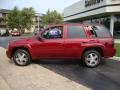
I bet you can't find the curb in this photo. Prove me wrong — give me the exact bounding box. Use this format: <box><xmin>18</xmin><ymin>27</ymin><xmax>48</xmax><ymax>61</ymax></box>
<box><xmin>110</xmin><ymin>56</ymin><xmax>120</xmax><ymax>61</ymax></box>
<box><xmin>115</xmin><ymin>39</ymin><xmax>120</xmax><ymax>44</ymax></box>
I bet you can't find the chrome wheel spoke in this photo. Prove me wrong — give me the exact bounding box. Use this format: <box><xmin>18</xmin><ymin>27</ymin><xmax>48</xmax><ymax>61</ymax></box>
<box><xmin>22</xmin><ymin>58</ymin><xmax>28</xmax><ymax>62</ymax></box>
<box><xmin>85</xmin><ymin>53</ymin><xmax>99</xmax><ymax>66</ymax></box>
<box><xmin>93</xmin><ymin>55</ymin><xmax>98</xmax><ymax>60</ymax></box>
<box><xmin>15</xmin><ymin>52</ymin><xmax>28</xmax><ymax>65</ymax></box>
<box><xmin>86</xmin><ymin>57</ymin><xmax>91</xmax><ymax>61</ymax></box>
<box><xmin>89</xmin><ymin>60</ymin><xmax>93</xmax><ymax>65</ymax></box>
<box><xmin>20</xmin><ymin>53</ymin><xmax>25</xmax><ymax>60</ymax></box>
<box><xmin>17</xmin><ymin>53</ymin><xmax>21</xmax><ymax>58</ymax></box>
<box><xmin>16</xmin><ymin>57</ymin><xmax>20</xmax><ymax>61</ymax></box>
<box><xmin>90</xmin><ymin>54</ymin><xmax>94</xmax><ymax>60</ymax></box>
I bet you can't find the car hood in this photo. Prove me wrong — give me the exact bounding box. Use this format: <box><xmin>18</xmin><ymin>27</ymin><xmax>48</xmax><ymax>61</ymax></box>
<box><xmin>10</xmin><ymin>37</ymin><xmax>36</xmax><ymax>45</ymax></box>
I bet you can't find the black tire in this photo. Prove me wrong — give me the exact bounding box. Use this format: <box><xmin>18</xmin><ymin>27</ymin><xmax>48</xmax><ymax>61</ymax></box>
<box><xmin>82</xmin><ymin>50</ymin><xmax>101</xmax><ymax>68</ymax></box>
<box><xmin>13</xmin><ymin>49</ymin><xmax>31</xmax><ymax>66</ymax></box>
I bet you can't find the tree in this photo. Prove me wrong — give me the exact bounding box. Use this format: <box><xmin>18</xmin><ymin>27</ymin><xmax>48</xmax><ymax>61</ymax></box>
<box><xmin>41</xmin><ymin>10</ymin><xmax>63</xmax><ymax>25</ymax></box>
<box><xmin>6</xmin><ymin>7</ymin><xmax>35</xmax><ymax>33</ymax></box>
<box><xmin>21</xmin><ymin>7</ymin><xmax>35</xmax><ymax>33</ymax></box>
<box><xmin>6</xmin><ymin>7</ymin><xmax>20</xmax><ymax>30</ymax></box>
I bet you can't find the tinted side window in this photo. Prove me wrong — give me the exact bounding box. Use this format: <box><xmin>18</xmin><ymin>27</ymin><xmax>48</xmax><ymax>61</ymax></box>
<box><xmin>42</xmin><ymin>26</ymin><xmax>63</xmax><ymax>39</ymax></box>
<box><xmin>92</xmin><ymin>26</ymin><xmax>111</xmax><ymax>38</ymax></box>
<box><xmin>67</xmin><ymin>26</ymin><xmax>86</xmax><ymax>38</ymax></box>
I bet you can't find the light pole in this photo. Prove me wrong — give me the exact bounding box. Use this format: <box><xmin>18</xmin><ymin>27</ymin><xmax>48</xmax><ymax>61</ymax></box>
<box><xmin>110</xmin><ymin>15</ymin><xmax>115</xmax><ymax>36</ymax></box>
<box><xmin>37</xmin><ymin>16</ymin><xmax>40</xmax><ymax>31</ymax></box>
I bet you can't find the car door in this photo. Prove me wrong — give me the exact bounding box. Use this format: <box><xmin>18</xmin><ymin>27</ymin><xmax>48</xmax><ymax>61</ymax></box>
<box><xmin>64</xmin><ymin>25</ymin><xmax>88</xmax><ymax>59</ymax></box>
<box><xmin>33</xmin><ymin>26</ymin><xmax>65</xmax><ymax>59</ymax></box>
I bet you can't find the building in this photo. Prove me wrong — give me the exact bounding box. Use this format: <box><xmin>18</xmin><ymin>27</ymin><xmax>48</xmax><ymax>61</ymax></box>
<box><xmin>64</xmin><ymin>0</ymin><xmax>120</xmax><ymax>39</ymax></box>
<box><xmin>0</xmin><ymin>9</ymin><xmax>9</xmax><ymax>32</ymax></box>
<box><xmin>0</xmin><ymin>9</ymin><xmax>43</xmax><ymax>34</ymax></box>
<box><xmin>25</xmin><ymin>13</ymin><xmax>43</xmax><ymax>33</ymax></box>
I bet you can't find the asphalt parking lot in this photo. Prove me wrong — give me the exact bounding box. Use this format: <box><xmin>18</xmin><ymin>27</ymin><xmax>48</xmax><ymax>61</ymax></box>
<box><xmin>0</xmin><ymin>36</ymin><xmax>120</xmax><ymax>90</ymax></box>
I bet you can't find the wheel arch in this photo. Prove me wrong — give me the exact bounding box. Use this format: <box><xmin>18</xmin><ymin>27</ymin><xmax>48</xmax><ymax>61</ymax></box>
<box><xmin>81</xmin><ymin>47</ymin><xmax>104</xmax><ymax>58</ymax></box>
<box><xmin>12</xmin><ymin>46</ymin><xmax>32</xmax><ymax>58</ymax></box>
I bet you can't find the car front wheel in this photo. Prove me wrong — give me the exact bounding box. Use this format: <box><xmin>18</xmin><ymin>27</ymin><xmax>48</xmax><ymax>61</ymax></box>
<box><xmin>13</xmin><ymin>49</ymin><xmax>31</xmax><ymax>66</ymax></box>
<box><xmin>83</xmin><ymin>50</ymin><xmax>101</xmax><ymax>68</ymax></box>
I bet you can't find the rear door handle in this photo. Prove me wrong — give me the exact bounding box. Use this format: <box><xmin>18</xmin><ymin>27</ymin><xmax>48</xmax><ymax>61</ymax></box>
<box><xmin>90</xmin><ymin>40</ymin><xmax>95</xmax><ymax>41</ymax></box>
<box><xmin>57</xmin><ymin>42</ymin><xmax>63</xmax><ymax>45</ymax></box>
<box><xmin>81</xmin><ymin>41</ymin><xmax>88</xmax><ymax>44</ymax></box>
<box><xmin>90</xmin><ymin>40</ymin><xmax>97</xmax><ymax>43</ymax></box>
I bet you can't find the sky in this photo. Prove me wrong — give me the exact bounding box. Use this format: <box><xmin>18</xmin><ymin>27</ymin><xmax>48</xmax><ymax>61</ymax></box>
<box><xmin>0</xmin><ymin>0</ymin><xmax>80</xmax><ymax>13</ymax></box>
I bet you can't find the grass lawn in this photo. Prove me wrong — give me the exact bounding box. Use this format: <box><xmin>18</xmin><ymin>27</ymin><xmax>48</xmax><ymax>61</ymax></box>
<box><xmin>115</xmin><ymin>43</ymin><xmax>120</xmax><ymax>57</ymax></box>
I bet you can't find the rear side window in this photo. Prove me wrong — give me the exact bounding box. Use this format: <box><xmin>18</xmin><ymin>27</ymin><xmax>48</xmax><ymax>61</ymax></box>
<box><xmin>90</xmin><ymin>25</ymin><xmax>111</xmax><ymax>38</ymax></box>
<box><xmin>67</xmin><ymin>26</ymin><xmax>86</xmax><ymax>38</ymax></box>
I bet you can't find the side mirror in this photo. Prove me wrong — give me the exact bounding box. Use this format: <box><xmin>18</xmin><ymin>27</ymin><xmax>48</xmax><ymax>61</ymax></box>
<box><xmin>38</xmin><ymin>33</ymin><xmax>44</xmax><ymax>40</ymax></box>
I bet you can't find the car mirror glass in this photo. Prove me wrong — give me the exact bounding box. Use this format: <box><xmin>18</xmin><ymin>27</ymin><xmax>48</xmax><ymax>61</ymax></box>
<box><xmin>39</xmin><ymin>33</ymin><xmax>44</xmax><ymax>40</ymax></box>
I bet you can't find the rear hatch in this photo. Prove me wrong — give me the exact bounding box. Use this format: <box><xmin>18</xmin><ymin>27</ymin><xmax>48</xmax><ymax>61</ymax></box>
<box><xmin>86</xmin><ymin>25</ymin><xmax>115</xmax><ymax>57</ymax></box>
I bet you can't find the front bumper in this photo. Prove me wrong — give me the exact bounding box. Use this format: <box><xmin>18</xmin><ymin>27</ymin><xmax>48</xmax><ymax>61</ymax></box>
<box><xmin>6</xmin><ymin>50</ymin><xmax>12</xmax><ymax>59</ymax></box>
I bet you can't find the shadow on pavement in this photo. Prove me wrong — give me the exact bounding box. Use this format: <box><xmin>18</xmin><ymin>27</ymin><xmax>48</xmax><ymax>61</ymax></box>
<box><xmin>33</xmin><ymin>59</ymin><xmax>120</xmax><ymax>90</ymax></box>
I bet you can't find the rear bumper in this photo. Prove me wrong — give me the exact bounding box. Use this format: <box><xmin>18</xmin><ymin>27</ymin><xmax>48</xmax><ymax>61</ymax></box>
<box><xmin>105</xmin><ymin>48</ymin><xmax>116</xmax><ymax>58</ymax></box>
<box><xmin>111</xmin><ymin>48</ymin><xmax>116</xmax><ymax>57</ymax></box>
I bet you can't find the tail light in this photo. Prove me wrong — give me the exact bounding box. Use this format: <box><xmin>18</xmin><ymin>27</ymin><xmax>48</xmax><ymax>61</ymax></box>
<box><xmin>111</xmin><ymin>38</ymin><xmax>115</xmax><ymax>48</ymax></box>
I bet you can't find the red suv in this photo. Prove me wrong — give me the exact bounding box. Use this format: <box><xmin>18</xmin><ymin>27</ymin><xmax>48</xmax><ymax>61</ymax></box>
<box><xmin>6</xmin><ymin>24</ymin><xmax>116</xmax><ymax>67</ymax></box>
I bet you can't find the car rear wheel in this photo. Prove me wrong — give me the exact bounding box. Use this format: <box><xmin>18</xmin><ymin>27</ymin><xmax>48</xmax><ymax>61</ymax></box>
<box><xmin>13</xmin><ymin>49</ymin><xmax>31</xmax><ymax>66</ymax></box>
<box><xmin>83</xmin><ymin>50</ymin><xmax>101</xmax><ymax>68</ymax></box>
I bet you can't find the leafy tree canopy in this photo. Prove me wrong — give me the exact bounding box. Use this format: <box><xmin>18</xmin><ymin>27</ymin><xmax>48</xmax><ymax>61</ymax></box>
<box><xmin>6</xmin><ymin>6</ymin><xmax>35</xmax><ymax>33</ymax></box>
<box><xmin>41</xmin><ymin>10</ymin><xmax>63</xmax><ymax>25</ymax></box>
